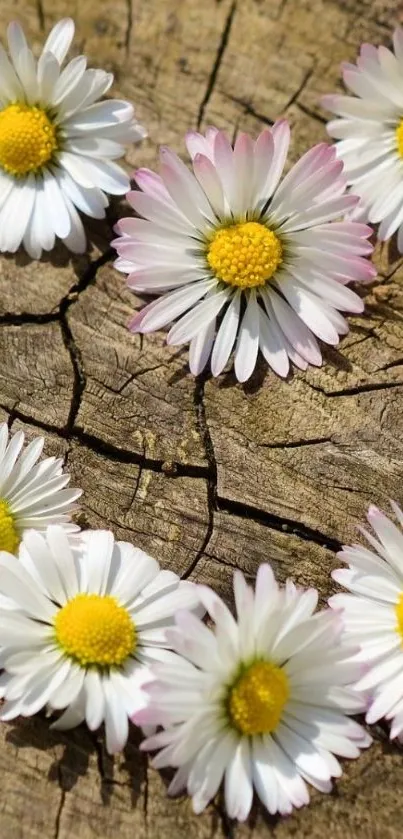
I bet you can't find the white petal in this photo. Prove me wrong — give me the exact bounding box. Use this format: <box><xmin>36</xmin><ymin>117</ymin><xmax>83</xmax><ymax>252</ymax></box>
<box><xmin>49</xmin><ymin>666</ymin><xmax>85</xmax><ymax>709</ymax></box>
<box><xmin>0</xmin><ymin>42</ymin><xmax>24</xmax><ymax>101</ymax></box>
<box><xmin>43</xmin><ymin>171</ymin><xmax>71</xmax><ymax>238</ymax></box>
<box><xmin>43</xmin><ymin>19</ymin><xmax>75</xmax><ymax>64</ymax></box>
<box><xmin>234</xmin><ymin>291</ymin><xmax>260</xmax><ymax>382</ymax></box>
<box><xmin>55</xmin><ymin>168</ymin><xmax>106</xmax><ymax>219</ymax></box>
<box><xmin>276</xmin><ymin>278</ymin><xmax>340</xmax><ymax>345</ymax></box>
<box><xmin>263</xmin><ymin>289</ymin><xmax>322</xmax><ymax>366</ymax></box>
<box><xmin>160</xmin><ymin>147</ymin><xmax>215</xmax><ymax>227</ymax></box>
<box><xmin>258</xmin><ymin>306</ymin><xmax>289</xmax><ymax>377</ymax></box>
<box><xmin>0</xmin><ymin>176</ymin><xmax>36</xmax><ymax>253</ymax></box>
<box><xmin>224</xmin><ymin>739</ymin><xmax>253</xmax><ymax>821</ymax></box>
<box><xmin>103</xmin><ymin>679</ymin><xmax>129</xmax><ymax>753</ymax></box>
<box><xmin>232</xmin><ymin>132</ymin><xmax>255</xmax><ymax>215</ymax></box>
<box><xmin>61</xmin><ymin>197</ymin><xmax>87</xmax><ymax>253</ymax></box>
<box><xmin>52</xmin><ymin>56</ymin><xmax>87</xmax><ymax>106</ymax></box>
<box><xmin>167</xmin><ymin>289</ymin><xmax>229</xmax><ymax>346</ymax></box>
<box><xmin>84</xmin><ymin>670</ymin><xmax>106</xmax><ymax>730</ymax></box>
<box><xmin>132</xmin><ymin>279</ymin><xmax>215</xmax><ymax>335</ymax></box>
<box><xmin>260</xmin><ymin>120</ymin><xmax>291</xmax><ymax>202</ymax></box>
<box><xmin>65</xmin><ymin>99</ymin><xmax>134</xmax><ymax>133</ymax></box>
<box><xmin>0</xmin><ymin>553</ymin><xmax>55</xmax><ymax>621</ymax></box>
<box><xmin>37</xmin><ymin>51</ymin><xmax>60</xmax><ymax>103</ymax></box>
<box><xmin>51</xmin><ymin>689</ymin><xmax>86</xmax><ymax>731</ymax></box>
<box><xmin>189</xmin><ymin>319</ymin><xmax>216</xmax><ymax>375</ymax></box>
<box><xmin>213</xmin><ymin>131</ymin><xmax>236</xmax><ymax>208</ymax></box>
<box><xmin>211</xmin><ymin>290</ymin><xmax>241</xmax><ymax>376</ymax></box>
<box><xmin>193</xmin><ymin>153</ymin><xmax>225</xmax><ymax>218</ymax></box>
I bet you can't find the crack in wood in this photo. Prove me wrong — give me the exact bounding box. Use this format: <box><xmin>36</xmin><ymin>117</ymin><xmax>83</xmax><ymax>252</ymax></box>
<box><xmin>36</xmin><ymin>0</ymin><xmax>45</xmax><ymax>30</ymax></box>
<box><xmin>305</xmin><ymin>379</ymin><xmax>403</xmax><ymax>398</ymax></box>
<box><xmin>197</xmin><ymin>0</ymin><xmax>237</xmax><ymax>129</ymax></box>
<box><xmin>295</xmin><ymin>101</ymin><xmax>327</xmax><ymax>124</ymax></box>
<box><xmin>283</xmin><ymin>66</ymin><xmax>315</xmax><ymax>110</ymax></box>
<box><xmin>0</xmin><ymin>400</ymin><xmax>354</xmax><ymax>557</ymax></box>
<box><xmin>220</xmin><ymin>91</ymin><xmax>275</xmax><ymax>126</ymax></box>
<box><xmin>0</xmin><ymin>247</ymin><xmax>113</xmax><ymax>436</ymax></box>
<box><xmin>181</xmin><ymin>375</ymin><xmax>218</xmax><ymax>578</ymax></box>
<box><xmin>0</xmin><ymin>248</ymin><xmax>113</xmax><ymax>328</ymax></box>
<box><xmin>60</xmin><ymin>247</ymin><xmax>114</xmax><ymax>314</ymax></box>
<box><xmin>375</xmin><ymin>358</ymin><xmax>403</xmax><ymax>372</ymax></box>
<box><xmin>53</xmin><ymin>774</ymin><xmax>66</xmax><ymax>839</ymax></box>
<box><xmin>90</xmin><ymin>364</ymin><xmax>168</xmax><ymax>397</ymax></box>
<box><xmin>143</xmin><ymin>753</ymin><xmax>149</xmax><ymax>829</ymax></box>
<box><xmin>125</xmin><ymin>0</ymin><xmax>133</xmax><ymax>55</ymax></box>
<box><xmin>59</xmin><ymin>310</ymin><xmax>86</xmax><ymax>435</ymax></box>
<box><xmin>0</xmin><ymin>401</ymin><xmax>213</xmax><ymax>477</ymax></box>
<box><xmin>0</xmin><ymin>311</ymin><xmax>60</xmax><ymax>325</ymax></box>
<box><xmin>213</xmin><ymin>800</ymin><xmax>236</xmax><ymax>839</ymax></box>
<box><xmin>260</xmin><ymin>436</ymin><xmax>332</xmax><ymax>449</ymax></box>
<box><xmin>217</xmin><ymin>496</ymin><xmax>341</xmax><ymax>552</ymax></box>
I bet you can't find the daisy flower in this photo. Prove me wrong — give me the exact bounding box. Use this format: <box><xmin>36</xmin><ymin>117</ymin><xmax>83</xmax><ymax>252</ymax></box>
<box><xmin>134</xmin><ymin>565</ymin><xmax>370</xmax><ymax>820</ymax></box>
<box><xmin>0</xmin><ymin>526</ymin><xmax>201</xmax><ymax>753</ymax></box>
<box><xmin>0</xmin><ymin>422</ymin><xmax>80</xmax><ymax>554</ymax></box>
<box><xmin>323</xmin><ymin>28</ymin><xmax>403</xmax><ymax>252</ymax></box>
<box><xmin>330</xmin><ymin>502</ymin><xmax>403</xmax><ymax>739</ymax></box>
<box><xmin>0</xmin><ymin>18</ymin><xmax>145</xmax><ymax>257</ymax></box>
<box><xmin>113</xmin><ymin>123</ymin><xmax>375</xmax><ymax>383</ymax></box>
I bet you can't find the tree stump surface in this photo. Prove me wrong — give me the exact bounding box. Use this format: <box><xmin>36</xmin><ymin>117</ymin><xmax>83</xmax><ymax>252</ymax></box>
<box><xmin>1</xmin><ymin>0</ymin><xmax>403</xmax><ymax>836</ymax></box>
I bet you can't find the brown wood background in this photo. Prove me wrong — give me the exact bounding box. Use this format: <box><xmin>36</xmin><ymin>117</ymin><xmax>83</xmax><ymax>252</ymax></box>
<box><xmin>1</xmin><ymin>0</ymin><xmax>403</xmax><ymax>836</ymax></box>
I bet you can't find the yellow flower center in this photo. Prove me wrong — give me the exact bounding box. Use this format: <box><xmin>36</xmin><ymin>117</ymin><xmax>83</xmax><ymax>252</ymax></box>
<box><xmin>0</xmin><ymin>103</ymin><xmax>58</xmax><ymax>177</ymax></box>
<box><xmin>228</xmin><ymin>660</ymin><xmax>289</xmax><ymax>736</ymax></box>
<box><xmin>396</xmin><ymin>120</ymin><xmax>403</xmax><ymax>158</ymax></box>
<box><xmin>207</xmin><ymin>221</ymin><xmax>283</xmax><ymax>289</ymax></box>
<box><xmin>0</xmin><ymin>499</ymin><xmax>20</xmax><ymax>554</ymax></box>
<box><xmin>396</xmin><ymin>594</ymin><xmax>403</xmax><ymax>639</ymax></box>
<box><xmin>54</xmin><ymin>593</ymin><xmax>136</xmax><ymax>668</ymax></box>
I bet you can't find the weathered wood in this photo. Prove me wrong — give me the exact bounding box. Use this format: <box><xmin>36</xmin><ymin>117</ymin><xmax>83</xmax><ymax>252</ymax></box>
<box><xmin>1</xmin><ymin>0</ymin><xmax>403</xmax><ymax>836</ymax></box>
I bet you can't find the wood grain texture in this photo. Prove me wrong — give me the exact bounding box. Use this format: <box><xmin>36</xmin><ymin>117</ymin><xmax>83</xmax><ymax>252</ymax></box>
<box><xmin>1</xmin><ymin>0</ymin><xmax>403</xmax><ymax>836</ymax></box>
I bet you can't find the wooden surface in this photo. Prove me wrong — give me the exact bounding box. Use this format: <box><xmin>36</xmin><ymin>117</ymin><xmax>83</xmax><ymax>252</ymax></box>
<box><xmin>1</xmin><ymin>0</ymin><xmax>403</xmax><ymax>836</ymax></box>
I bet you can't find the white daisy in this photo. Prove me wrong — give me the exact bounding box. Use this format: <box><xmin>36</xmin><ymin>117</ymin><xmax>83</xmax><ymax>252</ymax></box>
<box><xmin>0</xmin><ymin>18</ymin><xmax>146</xmax><ymax>257</ymax></box>
<box><xmin>330</xmin><ymin>502</ymin><xmax>403</xmax><ymax>739</ymax></box>
<box><xmin>113</xmin><ymin>123</ymin><xmax>375</xmax><ymax>383</ymax></box>
<box><xmin>134</xmin><ymin>565</ymin><xmax>370</xmax><ymax>820</ymax></box>
<box><xmin>0</xmin><ymin>422</ymin><xmax>80</xmax><ymax>554</ymax></box>
<box><xmin>0</xmin><ymin>526</ymin><xmax>201</xmax><ymax>753</ymax></box>
<box><xmin>323</xmin><ymin>28</ymin><xmax>403</xmax><ymax>251</ymax></box>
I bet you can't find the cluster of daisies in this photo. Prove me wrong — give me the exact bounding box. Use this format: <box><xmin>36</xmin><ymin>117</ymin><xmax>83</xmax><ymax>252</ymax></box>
<box><xmin>1</xmin><ymin>421</ymin><xmax>403</xmax><ymax>821</ymax></box>
<box><xmin>0</xmin><ymin>18</ymin><xmax>401</xmax><ymax>381</ymax></box>
<box><xmin>1</xmin><ymin>13</ymin><xmax>403</xmax><ymax>823</ymax></box>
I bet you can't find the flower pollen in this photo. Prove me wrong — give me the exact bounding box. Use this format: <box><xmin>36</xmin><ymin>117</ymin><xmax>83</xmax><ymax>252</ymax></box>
<box><xmin>207</xmin><ymin>221</ymin><xmax>283</xmax><ymax>289</ymax></box>
<box><xmin>0</xmin><ymin>103</ymin><xmax>58</xmax><ymax>177</ymax></box>
<box><xmin>54</xmin><ymin>593</ymin><xmax>136</xmax><ymax>668</ymax></box>
<box><xmin>396</xmin><ymin>593</ymin><xmax>403</xmax><ymax>640</ymax></box>
<box><xmin>228</xmin><ymin>660</ymin><xmax>289</xmax><ymax>736</ymax></box>
<box><xmin>396</xmin><ymin>120</ymin><xmax>403</xmax><ymax>159</ymax></box>
<box><xmin>0</xmin><ymin>499</ymin><xmax>20</xmax><ymax>554</ymax></box>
